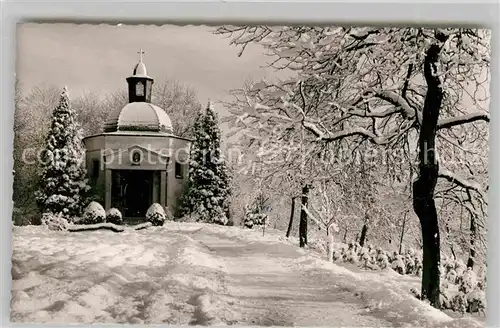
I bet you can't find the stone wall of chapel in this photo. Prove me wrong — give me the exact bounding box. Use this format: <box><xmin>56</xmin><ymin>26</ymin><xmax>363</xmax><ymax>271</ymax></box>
<box><xmin>83</xmin><ymin>133</ymin><xmax>191</xmax><ymax>215</ymax></box>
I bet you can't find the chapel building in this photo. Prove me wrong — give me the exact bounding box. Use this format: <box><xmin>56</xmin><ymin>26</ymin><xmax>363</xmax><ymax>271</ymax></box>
<box><xmin>83</xmin><ymin>51</ymin><xmax>191</xmax><ymax>219</ymax></box>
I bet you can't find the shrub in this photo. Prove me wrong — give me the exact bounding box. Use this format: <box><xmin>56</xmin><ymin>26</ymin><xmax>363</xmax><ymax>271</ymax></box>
<box><xmin>41</xmin><ymin>212</ymin><xmax>69</xmax><ymax>231</ymax></box>
<box><xmin>243</xmin><ymin>201</ymin><xmax>269</xmax><ymax>229</ymax></box>
<box><xmin>433</xmin><ymin>263</ymin><xmax>487</xmax><ymax>315</ymax></box>
<box><xmin>344</xmin><ymin>243</ymin><xmax>359</xmax><ymax>265</ymax></box>
<box><xmin>106</xmin><ymin>208</ymin><xmax>123</xmax><ymax>225</ymax></box>
<box><xmin>391</xmin><ymin>255</ymin><xmax>406</xmax><ymax>275</ymax></box>
<box><xmin>451</xmin><ymin>293</ymin><xmax>468</xmax><ymax>314</ymax></box>
<box><xmin>78</xmin><ymin>201</ymin><xmax>106</xmax><ymax>225</ymax></box>
<box><xmin>376</xmin><ymin>249</ymin><xmax>390</xmax><ymax>269</ymax></box>
<box><xmin>146</xmin><ymin>203</ymin><xmax>166</xmax><ymax>226</ymax></box>
<box><xmin>332</xmin><ymin>246</ymin><xmax>344</xmax><ymax>262</ymax></box>
<box><xmin>459</xmin><ymin>267</ymin><xmax>477</xmax><ymax>294</ymax></box>
<box><xmin>466</xmin><ymin>288</ymin><xmax>486</xmax><ymax>314</ymax></box>
<box><xmin>244</xmin><ymin>212</ymin><xmax>268</xmax><ymax>229</ymax></box>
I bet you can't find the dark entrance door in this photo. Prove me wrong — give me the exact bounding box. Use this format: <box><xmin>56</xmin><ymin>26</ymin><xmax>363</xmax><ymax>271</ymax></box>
<box><xmin>111</xmin><ymin>170</ymin><xmax>154</xmax><ymax>217</ymax></box>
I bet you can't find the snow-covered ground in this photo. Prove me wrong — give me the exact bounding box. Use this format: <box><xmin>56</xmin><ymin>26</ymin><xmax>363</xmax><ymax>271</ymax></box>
<box><xmin>11</xmin><ymin>222</ymin><xmax>484</xmax><ymax>327</ymax></box>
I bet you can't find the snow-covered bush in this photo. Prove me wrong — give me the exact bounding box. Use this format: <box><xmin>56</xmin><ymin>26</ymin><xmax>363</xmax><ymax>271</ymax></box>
<box><xmin>79</xmin><ymin>201</ymin><xmax>106</xmax><ymax>225</ymax></box>
<box><xmin>413</xmin><ymin>256</ymin><xmax>423</xmax><ymax>276</ymax></box>
<box><xmin>459</xmin><ymin>267</ymin><xmax>477</xmax><ymax>294</ymax></box>
<box><xmin>404</xmin><ymin>252</ymin><xmax>416</xmax><ymax>274</ymax></box>
<box><xmin>439</xmin><ymin>283</ymin><xmax>486</xmax><ymax>315</ymax></box>
<box><xmin>329</xmin><ymin>237</ymin><xmax>486</xmax><ymax>316</ymax></box>
<box><xmin>146</xmin><ymin>203</ymin><xmax>166</xmax><ymax>226</ymax></box>
<box><xmin>376</xmin><ymin>249</ymin><xmax>390</xmax><ymax>269</ymax></box>
<box><xmin>343</xmin><ymin>243</ymin><xmax>359</xmax><ymax>265</ymax></box>
<box><xmin>434</xmin><ymin>263</ymin><xmax>487</xmax><ymax>315</ymax></box>
<box><xmin>359</xmin><ymin>247</ymin><xmax>378</xmax><ymax>270</ymax></box>
<box><xmin>244</xmin><ymin>212</ymin><xmax>269</xmax><ymax>229</ymax></box>
<box><xmin>466</xmin><ymin>288</ymin><xmax>486</xmax><ymax>315</ymax></box>
<box><xmin>41</xmin><ymin>212</ymin><xmax>69</xmax><ymax>231</ymax></box>
<box><xmin>105</xmin><ymin>208</ymin><xmax>122</xmax><ymax>225</ymax></box>
<box><xmin>331</xmin><ymin>241</ymin><xmax>424</xmax><ymax>276</ymax></box>
<box><xmin>332</xmin><ymin>248</ymin><xmax>343</xmax><ymax>262</ymax></box>
<box><xmin>243</xmin><ymin>194</ymin><xmax>270</xmax><ymax>229</ymax></box>
<box><xmin>391</xmin><ymin>255</ymin><xmax>406</xmax><ymax>275</ymax></box>
<box><xmin>451</xmin><ymin>293</ymin><xmax>468</xmax><ymax>314</ymax></box>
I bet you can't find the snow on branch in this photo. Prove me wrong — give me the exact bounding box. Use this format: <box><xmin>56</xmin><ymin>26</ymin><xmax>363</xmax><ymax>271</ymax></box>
<box><xmin>437</xmin><ymin>112</ymin><xmax>490</xmax><ymax>130</ymax></box>
<box><xmin>303</xmin><ymin>121</ymin><xmax>389</xmax><ymax>145</ymax></box>
<box><xmin>372</xmin><ymin>90</ymin><xmax>421</xmax><ymax>123</ymax></box>
<box><xmin>301</xmin><ymin>204</ymin><xmax>326</xmax><ymax>229</ymax></box>
<box><xmin>438</xmin><ymin>168</ymin><xmax>487</xmax><ymax>201</ymax></box>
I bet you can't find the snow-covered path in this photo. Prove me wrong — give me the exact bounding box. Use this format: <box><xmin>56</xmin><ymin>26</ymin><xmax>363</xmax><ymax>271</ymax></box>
<box><xmin>11</xmin><ymin>223</ymin><xmax>483</xmax><ymax>327</ymax></box>
<box><xmin>187</xmin><ymin>229</ymin><xmax>391</xmax><ymax>327</ymax></box>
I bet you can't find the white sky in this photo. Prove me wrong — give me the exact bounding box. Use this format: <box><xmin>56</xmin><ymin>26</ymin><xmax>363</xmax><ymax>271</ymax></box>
<box><xmin>16</xmin><ymin>23</ymin><xmax>281</xmax><ymax>115</ymax></box>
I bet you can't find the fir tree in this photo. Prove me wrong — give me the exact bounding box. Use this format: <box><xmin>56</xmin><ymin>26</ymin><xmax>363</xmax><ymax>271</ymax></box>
<box><xmin>180</xmin><ymin>101</ymin><xmax>231</xmax><ymax>225</ymax></box>
<box><xmin>35</xmin><ymin>87</ymin><xmax>90</xmax><ymax>221</ymax></box>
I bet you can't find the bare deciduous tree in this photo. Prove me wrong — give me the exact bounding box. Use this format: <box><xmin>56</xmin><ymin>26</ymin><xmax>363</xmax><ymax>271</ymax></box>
<box><xmin>216</xmin><ymin>26</ymin><xmax>490</xmax><ymax>307</ymax></box>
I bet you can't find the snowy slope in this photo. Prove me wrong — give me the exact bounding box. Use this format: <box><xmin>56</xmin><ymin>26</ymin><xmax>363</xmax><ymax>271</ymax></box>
<box><xmin>11</xmin><ymin>222</ymin><xmax>483</xmax><ymax>327</ymax></box>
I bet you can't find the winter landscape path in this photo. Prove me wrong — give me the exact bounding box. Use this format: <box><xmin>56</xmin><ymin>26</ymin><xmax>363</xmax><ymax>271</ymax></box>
<box><xmin>180</xmin><ymin>227</ymin><xmax>392</xmax><ymax>327</ymax></box>
<box><xmin>11</xmin><ymin>223</ymin><xmax>482</xmax><ymax>327</ymax></box>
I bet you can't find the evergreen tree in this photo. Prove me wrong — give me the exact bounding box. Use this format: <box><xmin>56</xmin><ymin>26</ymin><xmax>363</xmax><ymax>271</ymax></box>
<box><xmin>35</xmin><ymin>87</ymin><xmax>90</xmax><ymax>221</ymax></box>
<box><xmin>180</xmin><ymin>101</ymin><xmax>231</xmax><ymax>225</ymax></box>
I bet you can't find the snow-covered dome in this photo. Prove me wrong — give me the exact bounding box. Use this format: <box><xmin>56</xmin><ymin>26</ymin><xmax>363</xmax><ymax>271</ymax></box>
<box><xmin>133</xmin><ymin>62</ymin><xmax>148</xmax><ymax>77</ymax></box>
<box><xmin>104</xmin><ymin>102</ymin><xmax>173</xmax><ymax>133</ymax></box>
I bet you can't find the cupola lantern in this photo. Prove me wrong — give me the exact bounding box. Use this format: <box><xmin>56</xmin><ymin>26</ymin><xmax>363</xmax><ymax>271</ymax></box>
<box><xmin>126</xmin><ymin>49</ymin><xmax>154</xmax><ymax>103</ymax></box>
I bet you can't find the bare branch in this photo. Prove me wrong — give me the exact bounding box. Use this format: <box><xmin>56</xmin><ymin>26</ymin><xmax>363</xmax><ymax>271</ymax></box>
<box><xmin>437</xmin><ymin>112</ymin><xmax>490</xmax><ymax>130</ymax></box>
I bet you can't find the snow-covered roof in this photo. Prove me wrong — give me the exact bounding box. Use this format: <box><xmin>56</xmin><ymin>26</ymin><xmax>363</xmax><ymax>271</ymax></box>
<box><xmin>132</xmin><ymin>62</ymin><xmax>149</xmax><ymax>78</ymax></box>
<box><xmin>104</xmin><ymin>102</ymin><xmax>173</xmax><ymax>133</ymax></box>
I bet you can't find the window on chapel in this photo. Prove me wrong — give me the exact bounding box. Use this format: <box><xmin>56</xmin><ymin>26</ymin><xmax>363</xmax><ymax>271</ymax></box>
<box><xmin>92</xmin><ymin>159</ymin><xmax>100</xmax><ymax>181</ymax></box>
<box><xmin>175</xmin><ymin>162</ymin><xmax>183</xmax><ymax>179</ymax></box>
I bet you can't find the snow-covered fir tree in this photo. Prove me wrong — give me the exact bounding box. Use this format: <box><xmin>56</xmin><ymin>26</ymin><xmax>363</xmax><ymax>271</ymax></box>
<box><xmin>180</xmin><ymin>101</ymin><xmax>231</xmax><ymax>225</ymax></box>
<box><xmin>35</xmin><ymin>87</ymin><xmax>90</xmax><ymax>222</ymax></box>
<box><xmin>243</xmin><ymin>193</ymin><xmax>270</xmax><ymax>229</ymax></box>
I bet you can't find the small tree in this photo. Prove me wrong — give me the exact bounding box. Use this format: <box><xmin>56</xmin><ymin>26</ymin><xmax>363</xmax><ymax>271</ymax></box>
<box><xmin>180</xmin><ymin>101</ymin><xmax>231</xmax><ymax>225</ymax></box>
<box><xmin>243</xmin><ymin>193</ymin><xmax>270</xmax><ymax>229</ymax></box>
<box><xmin>35</xmin><ymin>87</ymin><xmax>90</xmax><ymax>222</ymax></box>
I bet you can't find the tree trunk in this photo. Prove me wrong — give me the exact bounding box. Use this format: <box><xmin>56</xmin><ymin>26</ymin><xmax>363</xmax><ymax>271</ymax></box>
<box><xmin>343</xmin><ymin>228</ymin><xmax>348</xmax><ymax>243</ymax></box>
<box><xmin>299</xmin><ymin>184</ymin><xmax>310</xmax><ymax>248</ymax></box>
<box><xmin>445</xmin><ymin>222</ymin><xmax>457</xmax><ymax>260</ymax></box>
<box><xmin>450</xmin><ymin>245</ymin><xmax>457</xmax><ymax>261</ymax></box>
<box><xmin>326</xmin><ymin>225</ymin><xmax>335</xmax><ymax>262</ymax></box>
<box><xmin>467</xmin><ymin>216</ymin><xmax>476</xmax><ymax>269</ymax></box>
<box><xmin>412</xmin><ymin>35</ymin><xmax>447</xmax><ymax>309</ymax></box>
<box><xmin>399</xmin><ymin>211</ymin><xmax>408</xmax><ymax>254</ymax></box>
<box><xmin>359</xmin><ymin>223</ymin><xmax>368</xmax><ymax>247</ymax></box>
<box><xmin>285</xmin><ymin>196</ymin><xmax>296</xmax><ymax>238</ymax></box>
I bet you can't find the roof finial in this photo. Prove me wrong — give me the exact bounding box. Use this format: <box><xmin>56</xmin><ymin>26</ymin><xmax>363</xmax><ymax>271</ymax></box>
<box><xmin>137</xmin><ymin>48</ymin><xmax>145</xmax><ymax>62</ymax></box>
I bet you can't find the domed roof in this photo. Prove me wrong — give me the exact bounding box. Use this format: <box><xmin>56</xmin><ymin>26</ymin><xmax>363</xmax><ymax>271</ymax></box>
<box><xmin>104</xmin><ymin>102</ymin><xmax>173</xmax><ymax>133</ymax></box>
<box><xmin>133</xmin><ymin>62</ymin><xmax>148</xmax><ymax>77</ymax></box>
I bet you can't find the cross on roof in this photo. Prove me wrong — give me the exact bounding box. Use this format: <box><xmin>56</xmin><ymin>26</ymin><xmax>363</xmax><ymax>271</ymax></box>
<box><xmin>137</xmin><ymin>48</ymin><xmax>146</xmax><ymax>62</ymax></box>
